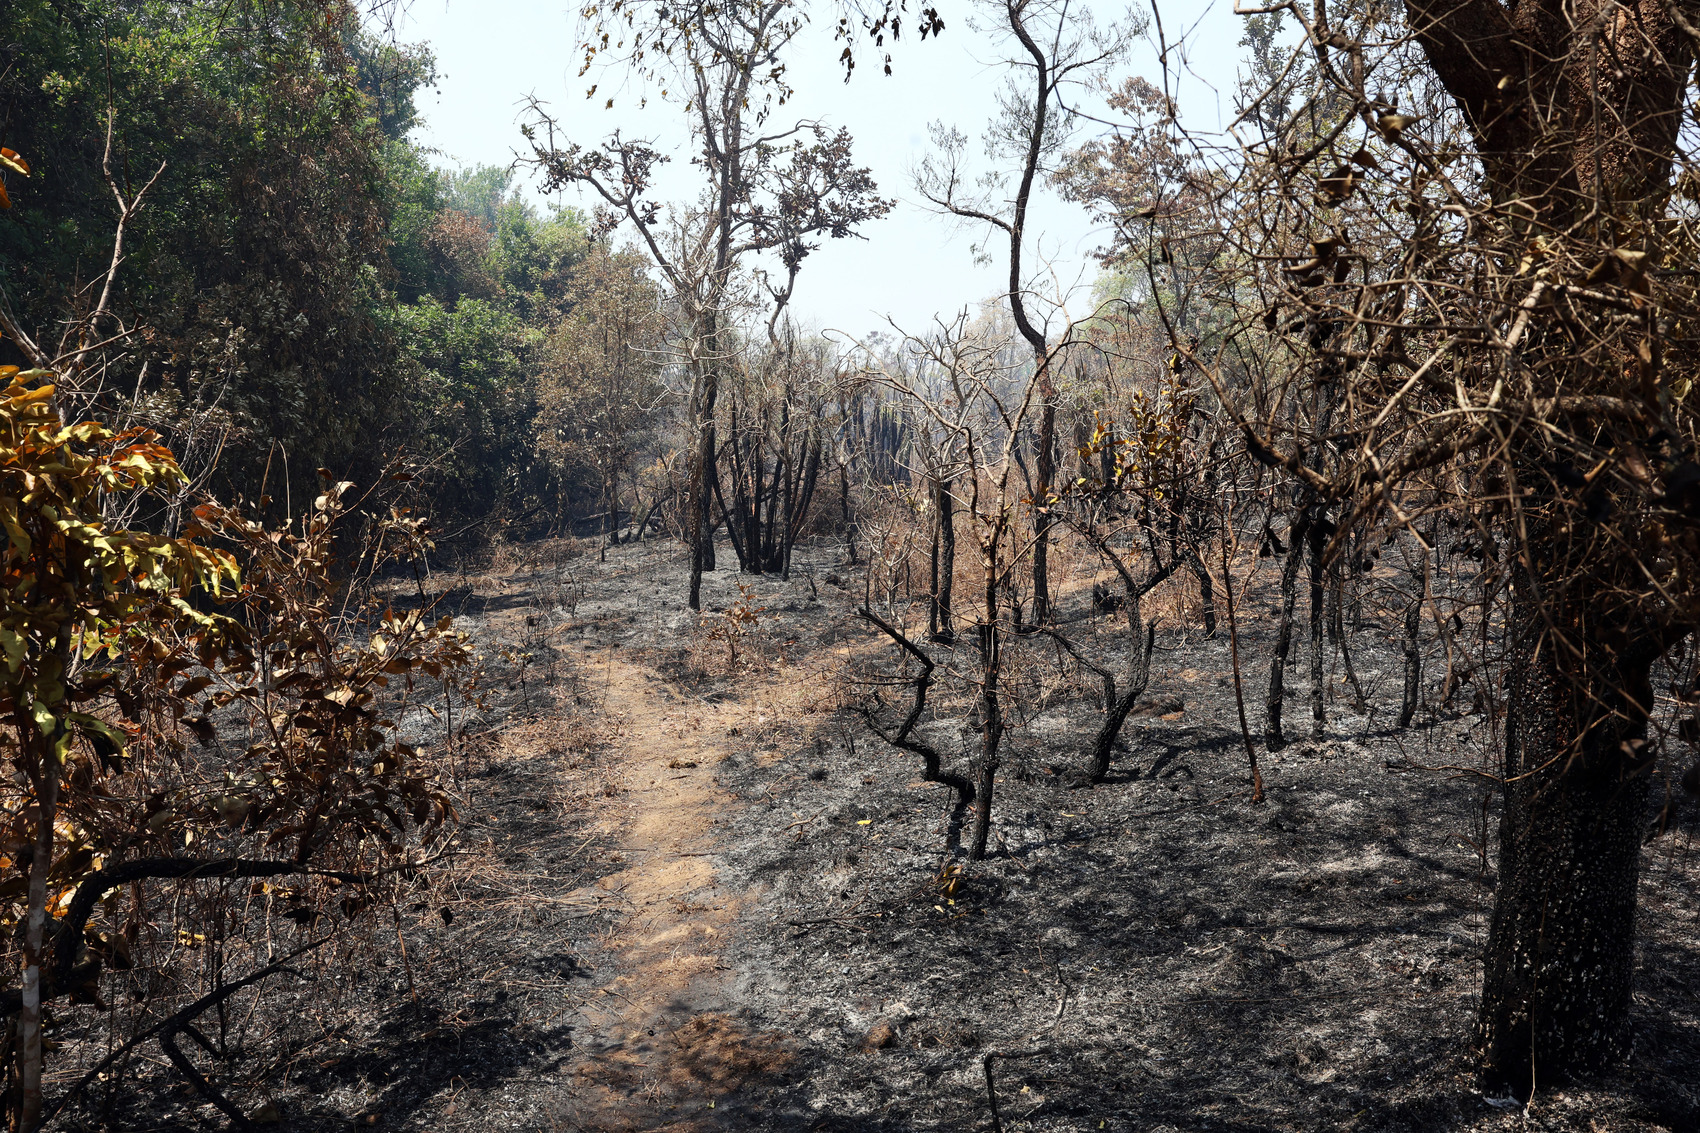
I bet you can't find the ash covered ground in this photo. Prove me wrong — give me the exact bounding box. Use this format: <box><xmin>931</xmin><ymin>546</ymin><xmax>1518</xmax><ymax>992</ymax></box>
<box><xmin>52</xmin><ymin>534</ymin><xmax>1698</xmax><ymax>1132</ymax></box>
<box><xmin>665</xmin><ymin>544</ymin><xmax>1700</xmax><ymax>1133</ymax></box>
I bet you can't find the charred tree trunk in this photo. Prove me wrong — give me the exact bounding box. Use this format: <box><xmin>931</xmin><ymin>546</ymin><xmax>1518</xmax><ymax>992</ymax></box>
<box><xmin>779</xmin><ymin>431</ymin><xmax>818</xmax><ymax>579</ymax></box>
<box><xmin>933</xmin><ymin>476</ymin><xmax>956</xmax><ymax>642</ymax></box>
<box><xmin>1032</xmin><ymin>398</ymin><xmax>1056</xmax><ymax>626</ymax></box>
<box><xmin>1307</xmin><ymin>522</ymin><xmax>1327</xmax><ymax>741</ymax></box>
<box><xmin>855</xmin><ymin>608</ymin><xmax>976</xmax><ymax>855</ymax></box>
<box><xmin>970</xmin><ymin>562</ymin><xmax>1002</xmax><ymax>860</ymax></box>
<box><xmin>718</xmin><ymin>397</ymin><xmax>823</xmax><ymax>577</ymax></box>
<box><xmin>1087</xmin><ymin>614</ymin><xmax>1158</xmax><ymax>783</ymax></box>
<box><xmin>1400</xmin><ymin>547</ymin><xmax>1429</xmax><ymax>729</ymax></box>
<box><xmin>1186</xmin><ymin>550</ymin><xmax>1217</xmax><ymax>637</ymax></box>
<box><xmin>686</xmin><ymin>393</ymin><xmax>715</xmax><ymax>609</ymax></box>
<box><xmin>1476</xmin><ymin>583</ymin><xmax>1658</xmax><ymax>1095</ymax></box>
<box><xmin>1082</xmin><ymin>545</ymin><xmax>1180</xmax><ymax>782</ymax></box>
<box><xmin>1265</xmin><ymin>512</ymin><xmax>1311</xmax><ymax>750</ymax></box>
<box><xmin>840</xmin><ymin>466</ymin><xmax>858</xmax><ymax>563</ymax></box>
<box><xmin>1327</xmin><ymin>567</ymin><xmax>1367</xmax><ymax>714</ymax></box>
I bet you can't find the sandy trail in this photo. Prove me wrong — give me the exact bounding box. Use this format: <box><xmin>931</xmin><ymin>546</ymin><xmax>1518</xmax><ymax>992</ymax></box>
<box><xmin>558</xmin><ymin>653</ymin><xmax>797</xmax><ymax>1131</ymax></box>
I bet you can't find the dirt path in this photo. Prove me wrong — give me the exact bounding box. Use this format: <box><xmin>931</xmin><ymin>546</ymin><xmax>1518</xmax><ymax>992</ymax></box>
<box><xmin>557</xmin><ymin>654</ymin><xmax>797</xmax><ymax>1131</ymax></box>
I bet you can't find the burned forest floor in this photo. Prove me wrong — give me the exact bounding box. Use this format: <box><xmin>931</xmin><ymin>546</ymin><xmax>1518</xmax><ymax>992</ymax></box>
<box><xmin>65</xmin><ymin>532</ymin><xmax>1700</xmax><ymax>1132</ymax></box>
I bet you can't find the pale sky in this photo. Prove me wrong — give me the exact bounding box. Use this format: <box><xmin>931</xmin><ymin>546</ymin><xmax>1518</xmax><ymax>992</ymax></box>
<box><xmin>391</xmin><ymin>0</ymin><xmax>1248</xmax><ymax>338</ymax></box>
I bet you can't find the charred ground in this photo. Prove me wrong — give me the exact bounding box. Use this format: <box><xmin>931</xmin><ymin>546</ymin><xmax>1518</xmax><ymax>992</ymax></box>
<box><xmin>49</xmin><ymin>534</ymin><xmax>1699</xmax><ymax>1132</ymax></box>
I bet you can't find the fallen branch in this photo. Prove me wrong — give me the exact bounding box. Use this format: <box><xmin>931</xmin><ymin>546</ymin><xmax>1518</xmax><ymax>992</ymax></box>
<box><xmin>37</xmin><ymin>935</ymin><xmax>332</xmax><ymax>1131</ymax></box>
<box><xmin>46</xmin><ymin>857</ymin><xmax>371</xmax><ymax>1005</ymax></box>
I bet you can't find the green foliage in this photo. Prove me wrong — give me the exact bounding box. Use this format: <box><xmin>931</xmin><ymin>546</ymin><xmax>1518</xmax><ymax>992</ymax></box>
<box><xmin>0</xmin><ymin>366</ymin><xmax>235</xmax><ymax>790</ymax></box>
<box><xmin>0</xmin><ymin>0</ymin><xmax>611</xmax><ymax>547</ymax></box>
<box><xmin>381</xmin><ymin>149</ymin><xmax>593</xmax><ymax>540</ymax></box>
<box><xmin>536</xmin><ymin>242</ymin><xmax>667</xmax><ymax>523</ymax></box>
<box><xmin>347</xmin><ymin>28</ymin><xmax>438</xmax><ymax>140</ymax></box>
<box><xmin>389</xmin><ymin>295</ymin><xmax>554</xmax><ymax>529</ymax></box>
<box><xmin>1</xmin><ymin>0</ymin><xmax>406</xmax><ymax>510</ymax></box>
<box><xmin>441</xmin><ymin>165</ymin><xmax>515</xmax><ymax>230</ymax></box>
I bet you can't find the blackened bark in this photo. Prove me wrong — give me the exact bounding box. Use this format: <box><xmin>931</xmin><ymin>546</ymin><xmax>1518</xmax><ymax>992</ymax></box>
<box><xmin>688</xmin><ymin>408</ymin><xmax>717</xmax><ymax>609</ymax></box>
<box><xmin>928</xmin><ymin>521</ymin><xmax>941</xmax><ymax>640</ymax></box>
<box><xmin>1400</xmin><ymin>550</ymin><xmax>1428</xmax><ymax>729</ymax></box>
<box><xmin>839</xmin><ymin>466</ymin><xmax>858</xmax><ymax>563</ymax></box>
<box><xmin>1087</xmin><ymin>615</ymin><xmax>1158</xmax><ymax>783</ymax></box>
<box><xmin>1328</xmin><ymin>570</ymin><xmax>1367</xmax><ymax>714</ymax></box>
<box><xmin>1307</xmin><ymin>525</ymin><xmax>1326</xmax><ymax>741</ymax></box>
<box><xmin>1265</xmin><ymin>513</ymin><xmax>1311</xmax><ymax>749</ymax></box>
<box><xmin>1476</xmin><ymin>589</ymin><xmax>1656</xmax><ymax>1095</ymax></box>
<box><xmin>854</xmin><ymin>608</ymin><xmax>975</xmax><ymax>854</ymax></box>
<box><xmin>1032</xmin><ymin>400</ymin><xmax>1056</xmax><ymax>625</ymax></box>
<box><xmin>970</xmin><ymin>569</ymin><xmax>1002</xmax><ymax>860</ymax></box>
<box><xmin>934</xmin><ymin>476</ymin><xmax>956</xmax><ymax>641</ymax></box>
<box><xmin>1186</xmin><ymin>550</ymin><xmax>1217</xmax><ymax>638</ymax></box>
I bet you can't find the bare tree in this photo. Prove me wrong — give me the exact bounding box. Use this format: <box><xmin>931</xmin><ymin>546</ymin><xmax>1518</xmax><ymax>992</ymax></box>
<box><xmin>915</xmin><ymin>0</ymin><xmax>1131</xmax><ymax>626</ymax></box>
<box><xmin>855</xmin><ymin>310</ymin><xmax>1043</xmax><ymax>859</ymax></box>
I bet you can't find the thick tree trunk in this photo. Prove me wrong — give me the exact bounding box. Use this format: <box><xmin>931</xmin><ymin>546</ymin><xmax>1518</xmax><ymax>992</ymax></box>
<box><xmin>1476</xmin><ymin>587</ymin><xmax>1655</xmax><ymax>1095</ymax></box>
<box><xmin>1398</xmin><ymin>0</ymin><xmax>1693</xmax><ymax>1091</ymax></box>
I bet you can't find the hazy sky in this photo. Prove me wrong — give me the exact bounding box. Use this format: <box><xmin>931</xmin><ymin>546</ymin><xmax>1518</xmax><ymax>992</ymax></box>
<box><xmin>391</xmin><ymin>1</ymin><xmax>1247</xmax><ymax>338</ymax></box>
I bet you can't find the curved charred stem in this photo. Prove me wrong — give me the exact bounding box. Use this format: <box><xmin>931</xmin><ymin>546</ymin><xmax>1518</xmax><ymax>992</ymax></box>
<box><xmin>38</xmin><ymin>935</ymin><xmax>330</xmax><ymax>1131</ymax></box>
<box><xmin>855</xmin><ymin>608</ymin><xmax>975</xmax><ymax>852</ymax></box>
<box><xmin>1088</xmin><ymin>617</ymin><xmax>1159</xmax><ymax>783</ymax></box>
<box><xmin>48</xmin><ymin>857</ymin><xmax>369</xmax><ymax>1001</ymax></box>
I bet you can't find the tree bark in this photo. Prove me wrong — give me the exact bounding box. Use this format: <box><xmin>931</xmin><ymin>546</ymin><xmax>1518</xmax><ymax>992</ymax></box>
<box><xmin>1327</xmin><ymin>567</ymin><xmax>1367</xmax><ymax>714</ymax></box>
<box><xmin>1186</xmin><ymin>550</ymin><xmax>1217</xmax><ymax>637</ymax></box>
<box><xmin>1307</xmin><ymin>523</ymin><xmax>1326</xmax><ymax>741</ymax></box>
<box><xmin>933</xmin><ymin>475</ymin><xmax>956</xmax><ymax>641</ymax></box>
<box><xmin>687</xmin><ymin>357</ymin><xmax>718</xmax><ymax>609</ymax></box>
<box><xmin>18</xmin><ymin>729</ymin><xmax>59</xmax><ymax>1129</ymax></box>
<box><xmin>970</xmin><ymin>563</ymin><xmax>1002</xmax><ymax>860</ymax></box>
<box><xmin>1032</xmin><ymin>398</ymin><xmax>1056</xmax><ymax>626</ymax></box>
<box><xmin>1086</xmin><ymin>614</ymin><xmax>1157</xmax><ymax>783</ymax></box>
<box><xmin>1476</xmin><ymin>583</ymin><xmax>1656</xmax><ymax>1095</ymax></box>
<box><xmin>1265</xmin><ymin>513</ymin><xmax>1311</xmax><ymax>749</ymax></box>
<box><xmin>1399</xmin><ymin>591</ymin><xmax>1424</xmax><ymax>729</ymax></box>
